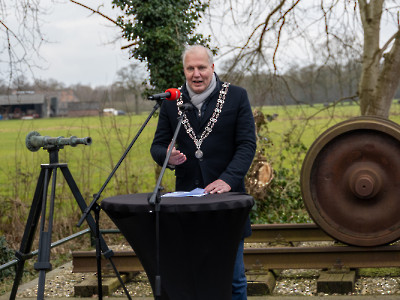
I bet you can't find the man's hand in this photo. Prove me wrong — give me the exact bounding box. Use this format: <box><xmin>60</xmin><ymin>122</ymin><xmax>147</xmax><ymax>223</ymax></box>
<box><xmin>205</xmin><ymin>179</ymin><xmax>231</xmax><ymax>194</ymax></box>
<box><xmin>168</xmin><ymin>144</ymin><xmax>187</xmax><ymax>166</ymax></box>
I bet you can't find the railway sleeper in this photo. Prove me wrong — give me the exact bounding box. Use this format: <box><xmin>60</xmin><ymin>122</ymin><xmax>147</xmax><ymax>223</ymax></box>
<box><xmin>74</xmin><ymin>272</ymin><xmax>137</xmax><ymax>297</ymax></box>
<box><xmin>72</xmin><ymin>243</ymin><xmax>400</xmax><ymax>296</ymax></box>
<box><xmin>317</xmin><ymin>269</ymin><xmax>356</xmax><ymax>294</ymax></box>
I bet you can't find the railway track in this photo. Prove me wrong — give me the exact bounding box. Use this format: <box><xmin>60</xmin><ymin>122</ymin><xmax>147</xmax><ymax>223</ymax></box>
<box><xmin>70</xmin><ymin>223</ymin><xmax>400</xmax><ymax>296</ymax></box>
<box><xmin>72</xmin><ymin>223</ymin><xmax>400</xmax><ymax>272</ymax></box>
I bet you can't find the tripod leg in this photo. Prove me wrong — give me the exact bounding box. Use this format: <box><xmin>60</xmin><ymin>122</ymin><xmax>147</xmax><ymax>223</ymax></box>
<box><xmin>60</xmin><ymin>166</ymin><xmax>110</xmax><ymax>253</ymax></box>
<box><xmin>93</xmin><ymin>204</ymin><xmax>103</xmax><ymax>300</ymax></box>
<box><xmin>60</xmin><ymin>166</ymin><xmax>132</xmax><ymax>300</ymax></box>
<box><xmin>35</xmin><ymin>167</ymin><xmax>57</xmax><ymax>300</ymax></box>
<box><xmin>10</xmin><ymin>168</ymin><xmax>47</xmax><ymax>300</ymax></box>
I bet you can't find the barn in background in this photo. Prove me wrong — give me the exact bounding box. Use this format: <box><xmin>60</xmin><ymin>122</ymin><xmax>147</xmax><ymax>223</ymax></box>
<box><xmin>0</xmin><ymin>90</ymin><xmax>100</xmax><ymax>119</ymax></box>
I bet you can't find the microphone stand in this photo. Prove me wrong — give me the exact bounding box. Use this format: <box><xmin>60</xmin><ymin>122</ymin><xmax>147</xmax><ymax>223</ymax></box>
<box><xmin>76</xmin><ymin>100</ymin><xmax>163</xmax><ymax>300</ymax></box>
<box><xmin>148</xmin><ymin>103</ymin><xmax>191</xmax><ymax>299</ymax></box>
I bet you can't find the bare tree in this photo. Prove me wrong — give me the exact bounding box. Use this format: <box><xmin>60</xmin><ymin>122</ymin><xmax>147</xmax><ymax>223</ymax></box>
<box><xmin>205</xmin><ymin>0</ymin><xmax>400</xmax><ymax>117</ymax></box>
<box><xmin>358</xmin><ymin>0</ymin><xmax>400</xmax><ymax>116</ymax></box>
<box><xmin>0</xmin><ymin>0</ymin><xmax>123</xmax><ymax>91</ymax></box>
<box><xmin>0</xmin><ymin>0</ymin><xmax>48</xmax><ymax>89</ymax></box>
<box><xmin>113</xmin><ymin>63</ymin><xmax>147</xmax><ymax>115</ymax></box>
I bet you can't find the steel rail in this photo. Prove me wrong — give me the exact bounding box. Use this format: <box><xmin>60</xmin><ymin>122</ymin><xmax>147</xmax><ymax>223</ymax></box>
<box><xmin>248</xmin><ymin>223</ymin><xmax>332</xmax><ymax>243</ymax></box>
<box><xmin>72</xmin><ymin>244</ymin><xmax>400</xmax><ymax>273</ymax></box>
<box><xmin>244</xmin><ymin>245</ymin><xmax>400</xmax><ymax>270</ymax></box>
<box><xmin>0</xmin><ymin>229</ymin><xmax>91</xmax><ymax>273</ymax></box>
<box><xmin>71</xmin><ymin>224</ymin><xmax>400</xmax><ymax>272</ymax></box>
<box><xmin>6</xmin><ymin>223</ymin><xmax>397</xmax><ymax>273</ymax></box>
<box><xmin>0</xmin><ymin>228</ymin><xmax>119</xmax><ymax>273</ymax></box>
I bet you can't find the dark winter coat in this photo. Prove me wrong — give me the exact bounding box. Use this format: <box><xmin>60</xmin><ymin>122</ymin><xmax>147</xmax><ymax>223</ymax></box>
<box><xmin>150</xmin><ymin>74</ymin><xmax>256</xmax><ymax>236</ymax></box>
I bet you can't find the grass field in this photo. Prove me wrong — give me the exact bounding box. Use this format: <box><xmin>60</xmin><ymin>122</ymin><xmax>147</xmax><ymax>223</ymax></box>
<box><xmin>1</xmin><ymin>102</ymin><xmax>400</xmax><ymax>231</ymax></box>
<box><xmin>2</xmin><ymin>103</ymin><xmax>400</xmax><ymax>196</ymax></box>
<box><xmin>0</xmin><ymin>113</ymin><xmax>165</xmax><ymax>199</ymax></box>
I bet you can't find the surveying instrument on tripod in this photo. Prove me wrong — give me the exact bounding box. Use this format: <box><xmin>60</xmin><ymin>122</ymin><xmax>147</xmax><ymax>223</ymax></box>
<box><xmin>10</xmin><ymin>131</ymin><xmax>131</xmax><ymax>300</ymax></box>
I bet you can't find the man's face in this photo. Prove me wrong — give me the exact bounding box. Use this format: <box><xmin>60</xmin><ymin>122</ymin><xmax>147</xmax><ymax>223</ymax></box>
<box><xmin>183</xmin><ymin>49</ymin><xmax>214</xmax><ymax>94</ymax></box>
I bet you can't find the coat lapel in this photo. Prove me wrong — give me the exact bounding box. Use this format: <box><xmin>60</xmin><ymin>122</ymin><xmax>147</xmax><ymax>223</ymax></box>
<box><xmin>180</xmin><ymin>92</ymin><xmax>201</xmax><ymax>132</ymax></box>
<box><xmin>199</xmin><ymin>96</ymin><xmax>217</xmax><ymax>128</ymax></box>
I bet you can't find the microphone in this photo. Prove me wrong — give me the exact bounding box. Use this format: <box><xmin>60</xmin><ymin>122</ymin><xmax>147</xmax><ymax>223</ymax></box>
<box><xmin>148</xmin><ymin>88</ymin><xmax>181</xmax><ymax>101</ymax></box>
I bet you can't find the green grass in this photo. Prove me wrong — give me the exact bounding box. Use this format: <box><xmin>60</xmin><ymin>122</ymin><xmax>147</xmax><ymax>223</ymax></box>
<box><xmin>2</xmin><ymin>103</ymin><xmax>400</xmax><ymax>198</ymax></box>
<box><xmin>0</xmin><ymin>114</ymin><xmax>172</xmax><ymax>196</ymax></box>
<box><xmin>0</xmin><ymin>113</ymin><xmax>177</xmax><ymax>234</ymax></box>
<box><xmin>259</xmin><ymin>102</ymin><xmax>400</xmax><ymax>159</ymax></box>
<box><xmin>2</xmin><ymin>102</ymin><xmax>400</xmax><ymax>233</ymax></box>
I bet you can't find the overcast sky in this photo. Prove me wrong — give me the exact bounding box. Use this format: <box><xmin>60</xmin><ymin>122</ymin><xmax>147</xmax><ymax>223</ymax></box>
<box><xmin>28</xmin><ymin>0</ymin><xmax>131</xmax><ymax>87</ymax></box>
<box><xmin>2</xmin><ymin>0</ymin><xmax>242</xmax><ymax>88</ymax></box>
<box><xmin>2</xmin><ymin>1</ymin><xmax>398</xmax><ymax>88</ymax></box>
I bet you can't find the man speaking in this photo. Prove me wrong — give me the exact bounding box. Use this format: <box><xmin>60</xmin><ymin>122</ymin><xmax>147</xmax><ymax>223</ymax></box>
<box><xmin>150</xmin><ymin>44</ymin><xmax>256</xmax><ymax>299</ymax></box>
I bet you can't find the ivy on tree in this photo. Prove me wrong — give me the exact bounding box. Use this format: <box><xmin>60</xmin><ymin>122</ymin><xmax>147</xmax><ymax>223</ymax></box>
<box><xmin>112</xmin><ymin>0</ymin><xmax>214</xmax><ymax>92</ymax></box>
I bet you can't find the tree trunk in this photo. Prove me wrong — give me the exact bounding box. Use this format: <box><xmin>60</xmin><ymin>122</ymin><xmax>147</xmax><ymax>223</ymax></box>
<box><xmin>358</xmin><ymin>0</ymin><xmax>400</xmax><ymax>117</ymax></box>
<box><xmin>358</xmin><ymin>0</ymin><xmax>383</xmax><ymax>116</ymax></box>
<box><xmin>134</xmin><ymin>93</ymin><xmax>140</xmax><ymax>115</ymax></box>
<box><xmin>374</xmin><ymin>33</ymin><xmax>400</xmax><ymax>116</ymax></box>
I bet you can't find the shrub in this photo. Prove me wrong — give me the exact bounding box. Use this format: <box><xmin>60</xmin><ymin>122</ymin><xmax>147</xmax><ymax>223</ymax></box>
<box><xmin>246</xmin><ymin>110</ymin><xmax>312</xmax><ymax>224</ymax></box>
<box><xmin>0</xmin><ymin>236</ymin><xmax>15</xmax><ymax>280</ymax></box>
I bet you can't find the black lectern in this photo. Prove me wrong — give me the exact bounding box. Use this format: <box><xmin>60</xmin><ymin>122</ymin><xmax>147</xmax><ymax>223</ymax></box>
<box><xmin>101</xmin><ymin>192</ymin><xmax>253</xmax><ymax>300</ymax></box>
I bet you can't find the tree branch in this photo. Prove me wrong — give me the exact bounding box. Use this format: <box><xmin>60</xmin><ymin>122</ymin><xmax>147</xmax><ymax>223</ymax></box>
<box><xmin>379</xmin><ymin>28</ymin><xmax>400</xmax><ymax>56</ymax></box>
<box><xmin>121</xmin><ymin>41</ymin><xmax>138</xmax><ymax>50</ymax></box>
<box><xmin>69</xmin><ymin>0</ymin><xmax>121</xmax><ymax>28</ymax></box>
<box><xmin>257</xmin><ymin>0</ymin><xmax>286</xmax><ymax>52</ymax></box>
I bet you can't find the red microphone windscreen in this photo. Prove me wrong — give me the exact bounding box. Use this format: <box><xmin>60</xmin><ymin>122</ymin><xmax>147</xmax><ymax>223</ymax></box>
<box><xmin>165</xmin><ymin>88</ymin><xmax>181</xmax><ymax>101</ymax></box>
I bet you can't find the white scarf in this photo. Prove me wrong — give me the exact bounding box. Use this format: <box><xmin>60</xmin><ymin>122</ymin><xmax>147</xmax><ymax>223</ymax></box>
<box><xmin>186</xmin><ymin>73</ymin><xmax>217</xmax><ymax>111</ymax></box>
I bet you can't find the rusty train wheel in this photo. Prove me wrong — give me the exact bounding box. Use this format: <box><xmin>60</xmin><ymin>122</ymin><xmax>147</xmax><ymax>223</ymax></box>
<box><xmin>301</xmin><ymin>116</ymin><xmax>400</xmax><ymax>247</ymax></box>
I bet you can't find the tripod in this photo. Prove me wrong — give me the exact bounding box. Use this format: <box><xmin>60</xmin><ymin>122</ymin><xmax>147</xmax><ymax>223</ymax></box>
<box><xmin>10</xmin><ymin>145</ymin><xmax>130</xmax><ymax>300</ymax></box>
